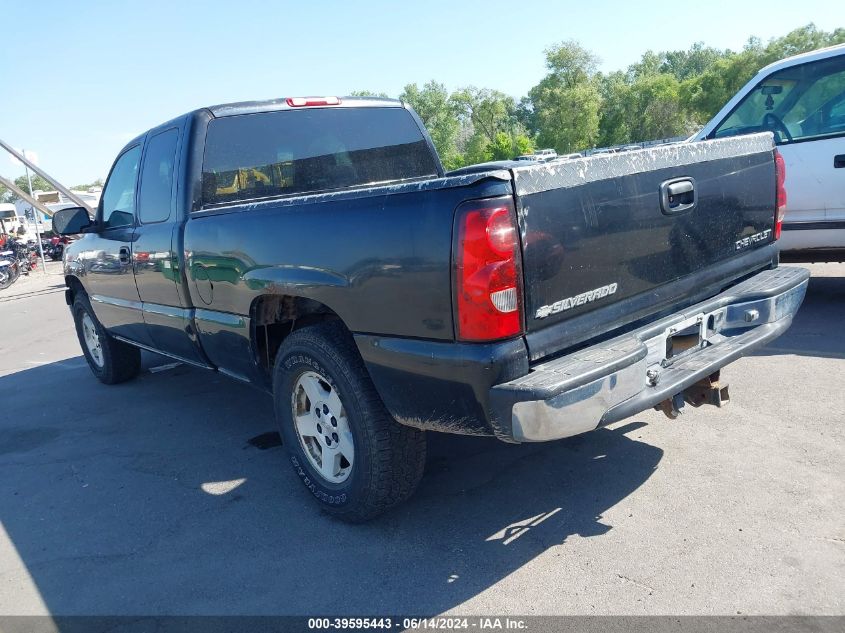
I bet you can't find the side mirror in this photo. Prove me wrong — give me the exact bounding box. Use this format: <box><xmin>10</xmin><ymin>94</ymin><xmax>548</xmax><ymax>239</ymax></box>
<box><xmin>52</xmin><ymin>207</ymin><xmax>92</xmax><ymax>235</ymax></box>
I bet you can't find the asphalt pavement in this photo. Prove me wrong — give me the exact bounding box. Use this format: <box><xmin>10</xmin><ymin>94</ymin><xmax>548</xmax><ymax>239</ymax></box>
<box><xmin>0</xmin><ymin>260</ymin><xmax>842</xmax><ymax>616</ymax></box>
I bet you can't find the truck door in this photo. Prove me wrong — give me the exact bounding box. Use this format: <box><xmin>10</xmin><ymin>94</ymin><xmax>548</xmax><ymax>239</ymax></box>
<box><xmin>82</xmin><ymin>144</ymin><xmax>154</xmax><ymax>346</ymax></box>
<box><xmin>133</xmin><ymin>126</ymin><xmax>209</xmax><ymax>366</ymax></box>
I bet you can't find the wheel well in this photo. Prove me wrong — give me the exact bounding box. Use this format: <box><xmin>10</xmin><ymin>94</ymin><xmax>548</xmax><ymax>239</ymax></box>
<box><xmin>251</xmin><ymin>295</ymin><xmax>342</xmax><ymax>374</ymax></box>
<box><xmin>65</xmin><ymin>276</ymin><xmax>84</xmax><ymax>302</ymax></box>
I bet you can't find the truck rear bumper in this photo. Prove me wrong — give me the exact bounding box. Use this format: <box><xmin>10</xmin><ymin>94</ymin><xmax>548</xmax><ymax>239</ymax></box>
<box><xmin>489</xmin><ymin>266</ymin><xmax>809</xmax><ymax>442</ymax></box>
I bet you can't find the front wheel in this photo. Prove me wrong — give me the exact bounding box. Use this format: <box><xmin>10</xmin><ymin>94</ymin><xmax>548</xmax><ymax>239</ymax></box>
<box><xmin>0</xmin><ymin>264</ymin><xmax>18</xmax><ymax>290</ymax></box>
<box><xmin>273</xmin><ymin>321</ymin><xmax>426</xmax><ymax>522</ymax></box>
<box><xmin>72</xmin><ymin>295</ymin><xmax>141</xmax><ymax>384</ymax></box>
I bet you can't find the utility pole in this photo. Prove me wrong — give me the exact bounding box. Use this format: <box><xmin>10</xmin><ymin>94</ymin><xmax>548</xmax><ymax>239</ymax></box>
<box><xmin>23</xmin><ymin>149</ymin><xmax>47</xmax><ymax>272</ymax></box>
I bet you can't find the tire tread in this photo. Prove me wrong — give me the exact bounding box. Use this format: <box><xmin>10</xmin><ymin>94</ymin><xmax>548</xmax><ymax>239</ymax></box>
<box><xmin>274</xmin><ymin>321</ymin><xmax>426</xmax><ymax>522</ymax></box>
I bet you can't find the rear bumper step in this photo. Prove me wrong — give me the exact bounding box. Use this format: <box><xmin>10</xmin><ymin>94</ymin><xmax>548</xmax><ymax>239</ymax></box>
<box><xmin>489</xmin><ymin>266</ymin><xmax>809</xmax><ymax>442</ymax></box>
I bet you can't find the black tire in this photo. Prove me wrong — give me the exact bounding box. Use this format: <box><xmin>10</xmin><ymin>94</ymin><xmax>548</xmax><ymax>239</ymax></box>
<box><xmin>72</xmin><ymin>294</ymin><xmax>141</xmax><ymax>385</ymax></box>
<box><xmin>273</xmin><ymin>321</ymin><xmax>426</xmax><ymax>522</ymax></box>
<box><xmin>0</xmin><ymin>266</ymin><xmax>17</xmax><ymax>290</ymax></box>
<box><xmin>0</xmin><ymin>264</ymin><xmax>18</xmax><ymax>290</ymax></box>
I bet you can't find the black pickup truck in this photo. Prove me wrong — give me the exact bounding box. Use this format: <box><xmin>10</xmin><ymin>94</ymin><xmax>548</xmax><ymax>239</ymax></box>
<box><xmin>53</xmin><ymin>96</ymin><xmax>808</xmax><ymax>521</ymax></box>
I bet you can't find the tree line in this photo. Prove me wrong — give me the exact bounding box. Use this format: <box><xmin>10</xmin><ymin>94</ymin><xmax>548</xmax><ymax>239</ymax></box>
<box><xmin>2</xmin><ymin>23</ymin><xmax>842</xmax><ymax>199</ymax></box>
<box><xmin>359</xmin><ymin>24</ymin><xmax>844</xmax><ymax>169</ymax></box>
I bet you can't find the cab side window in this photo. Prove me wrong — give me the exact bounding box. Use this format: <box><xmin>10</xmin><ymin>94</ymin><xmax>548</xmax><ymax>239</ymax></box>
<box><xmin>139</xmin><ymin>129</ymin><xmax>179</xmax><ymax>224</ymax></box>
<box><xmin>101</xmin><ymin>145</ymin><xmax>142</xmax><ymax>229</ymax></box>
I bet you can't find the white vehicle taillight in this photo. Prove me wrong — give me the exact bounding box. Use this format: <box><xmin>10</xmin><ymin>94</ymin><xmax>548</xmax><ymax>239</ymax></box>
<box><xmin>774</xmin><ymin>149</ymin><xmax>787</xmax><ymax>240</ymax></box>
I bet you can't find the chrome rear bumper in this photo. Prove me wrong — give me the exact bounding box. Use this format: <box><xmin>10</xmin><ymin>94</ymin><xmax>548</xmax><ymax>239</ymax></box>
<box><xmin>489</xmin><ymin>266</ymin><xmax>809</xmax><ymax>442</ymax></box>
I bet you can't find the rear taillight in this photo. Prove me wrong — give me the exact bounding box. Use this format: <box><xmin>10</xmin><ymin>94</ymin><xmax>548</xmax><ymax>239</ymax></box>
<box><xmin>774</xmin><ymin>149</ymin><xmax>787</xmax><ymax>240</ymax></box>
<box><xmin>454</xmin><ymin>198</ymin><xmax>524</xmax><ymax>341</ymax></box>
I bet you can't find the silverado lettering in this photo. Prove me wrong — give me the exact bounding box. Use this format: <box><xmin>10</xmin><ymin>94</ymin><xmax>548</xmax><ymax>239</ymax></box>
<box><xmin>535</xmin><ymin>283</ymin><xmax>619</xmax><ymax>319</ymax></box>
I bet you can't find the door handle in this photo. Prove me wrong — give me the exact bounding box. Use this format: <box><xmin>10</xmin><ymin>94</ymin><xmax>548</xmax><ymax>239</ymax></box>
<box><xmin>660</xmin><ymin>177</ymin><xmax>697</xmax><ymax>215</ymax></box>
<box><xmin>118</xmin><ymin>247</ymin><xmax>131</xmax><ymax>264</ymax></box>
<box><xmin>835</xmin><ymin>154</ymin><xmax>845</xmax><ymax>168</ymax></box>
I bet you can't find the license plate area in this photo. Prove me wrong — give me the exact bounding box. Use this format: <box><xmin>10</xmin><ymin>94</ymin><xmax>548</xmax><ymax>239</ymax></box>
<box><xmin>666</xmin><ymin>324</ymin><xmax>702</xmax><ymax>361</ymax></box>
<box><xmin>656</xmin><ymin>313</ymin><xmax>707</xmax><ymax>368</ymax></box>
<box><xmin>646</xmin><ymin>313</ymin><xmax>709</xmax><ymax>368</ymax></box>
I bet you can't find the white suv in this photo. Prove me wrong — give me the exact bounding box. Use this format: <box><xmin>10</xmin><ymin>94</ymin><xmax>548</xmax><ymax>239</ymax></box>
<box><xmin>694</xmin><ymin>44</ymin><xmax>845</xmax><ymax>262</ymax></box>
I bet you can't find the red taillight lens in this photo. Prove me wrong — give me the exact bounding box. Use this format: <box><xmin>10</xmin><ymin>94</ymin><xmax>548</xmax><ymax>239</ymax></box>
<box><xmin>774</xmin><ymin>149</ymin><xmax>787</xmax><ymax>240</ymax></box>
<box><xmin>454</xmin><ymin>199</ymin><xmax>523</xmax><ymax>341</ymax></box>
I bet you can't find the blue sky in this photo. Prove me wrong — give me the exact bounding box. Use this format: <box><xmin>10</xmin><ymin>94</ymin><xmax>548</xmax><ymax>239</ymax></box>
<box><xmin>2</xmin><ymin>0</ymin><xmax>842</xmax><ymax>185</ymax></box>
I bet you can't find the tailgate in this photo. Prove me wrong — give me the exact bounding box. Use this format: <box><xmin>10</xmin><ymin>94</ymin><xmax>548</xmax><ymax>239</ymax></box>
<box><xmin>513</xmin><ymin>133</ymin><xmax>778</xmax><ymax>360</ymax></box>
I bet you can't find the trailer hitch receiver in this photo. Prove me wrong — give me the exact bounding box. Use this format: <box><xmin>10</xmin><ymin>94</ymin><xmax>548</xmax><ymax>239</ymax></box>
<box><xmin>656</xmin><ymin>372</ymin><xmax>729</xmax><ymax>420</ymax></box>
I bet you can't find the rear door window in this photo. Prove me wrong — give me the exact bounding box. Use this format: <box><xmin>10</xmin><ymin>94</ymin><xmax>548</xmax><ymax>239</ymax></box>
<box><xmin>201</xmin><ymin>107</ymin><xmax>439</xmax><ymax>206</ymax></box>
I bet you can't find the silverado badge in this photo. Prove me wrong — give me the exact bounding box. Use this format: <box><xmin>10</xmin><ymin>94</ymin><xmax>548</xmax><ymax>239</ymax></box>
<box><xmin>535</xmin><ymin>283</ymin><xmax>619</xmax><ymax>319</ymax></box>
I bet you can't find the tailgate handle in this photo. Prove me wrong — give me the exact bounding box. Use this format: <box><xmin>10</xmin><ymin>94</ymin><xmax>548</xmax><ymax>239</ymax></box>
<box><xmin>835</xmin><ymin>154</ymin><xmax>845</xmax><ymax>168</ymax></box>
<box><xmin>660</xmin><ymin>177</ymin><xmax>697</xmax><ymax>215</ymax></box>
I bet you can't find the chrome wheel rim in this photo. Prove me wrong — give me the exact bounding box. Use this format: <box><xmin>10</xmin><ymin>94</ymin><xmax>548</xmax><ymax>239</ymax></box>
<box><xmin>82</xmin><ymin>313</ymin><xmax>104</xmax><ymax>368</ymax></box>
<box><xmin>291</xmin><ymin>370</ymin><xmax>354</xmax><ymax>484</ymax></box>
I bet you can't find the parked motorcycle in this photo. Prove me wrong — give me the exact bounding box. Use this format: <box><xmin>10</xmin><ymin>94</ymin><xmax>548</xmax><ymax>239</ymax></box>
<box><xmin>0</xmin><ymin>248</ymin><xmax>21</xmax><ymax>290</ymax></box>
<box><xmin>0</xmin><ymin>239</ymin><xmax>34</xmax><ymax>289</ymax></box>
<box><xmin>45</xmin><ymin>235</ymin><xmax>73</xmax><ymax>261</ymax></box>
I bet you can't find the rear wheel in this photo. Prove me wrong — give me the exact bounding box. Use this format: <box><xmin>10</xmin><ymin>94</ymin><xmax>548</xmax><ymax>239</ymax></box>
<box><xmin>273</xmin><ymin>321</ymin><xmax>426</xmax><ymax>522</ymax></box>
<box><xmin>72</xmin><ymin>295</ymin><xmax>141</xmax><ymax>384</ymax></box>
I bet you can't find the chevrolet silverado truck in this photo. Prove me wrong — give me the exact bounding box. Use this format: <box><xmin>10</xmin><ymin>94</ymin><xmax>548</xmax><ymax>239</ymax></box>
<box><xmin>53</xmin><ymin>96</ymin><xmax>808</xmax><ymax>521</ymax></box>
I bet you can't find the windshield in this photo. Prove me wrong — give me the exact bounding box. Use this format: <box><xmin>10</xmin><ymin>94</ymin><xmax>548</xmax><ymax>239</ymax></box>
<box><xmin>712</xmin><ymin>54</ymin><xmax>845</xmax><ymax>144</ymax></box>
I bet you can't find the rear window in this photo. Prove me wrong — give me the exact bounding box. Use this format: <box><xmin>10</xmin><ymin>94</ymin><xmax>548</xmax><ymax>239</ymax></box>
<box><xmin>201</xmin><ymin>107</ymin><xmax>439</xmax><ymax>206</ymax></box>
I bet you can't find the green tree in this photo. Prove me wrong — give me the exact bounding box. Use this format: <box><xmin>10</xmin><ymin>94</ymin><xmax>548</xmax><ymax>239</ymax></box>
<box><xmin>463</xmin><ymin>132</ymin><xmax>493</xmax><ymax>165</ymax></box>
<box><xmin>513</xmin><ymin>133</ymin><xmax>534</xmax><ymax>157</ymax></box>
<box><xmin>3</xmin><ymin>174</ymin><xmax>54</xmax><ymax>201</ymax></box>
<box><xmin>681</xmin><ymin>24</ymin><xmax>845</xmax><ymax>123</ymax></box>
<box><xmin>452</xmin><ymin>87</ymin><xmax>517</xmax><ymax>143</ymax></box>
<box><xmin>72</xmin><ymin>179</ymin><xmax>104</xmax><ymax>191</ymax></box>
<box><xmin>596</xmin><ymin>70</ymin><xmax>632</xmax><ymax>146</ymax></box>
<box><xmin>627</xmin><ymin>50</ymin><xmax>663</xmax><ymax>81</ymax></box>
<box><xmin>452</xmin><ymin>87</ymin><xmax>533</xmax><ymax>162</ymax></box>
<box><xmin>628</xmin><ymin>74</ymin><xmax>697</xmax><ymax>140</ymax></box>
<box><xmin>543</xmin><ymin>40</ymin><xmax>600</xmax><ymax>89</ymax></box>
<box><xmin>661</xmin><ymin>42</ymin><xmax>728</xmax><ymax>80</ymax></box>
<box><xmin>21</xmin><ymin>174</ymin><xmax>53</xmax><ymax>193</ymax></box>
<box><xmin>400</xmin><ymin>81</ymin><xmax>462</xmax><ymax>168</ymax></box>
<box><xmin>527</xmin><ymin>41</ymin><xmax>603</xmax><ymax>153</ymax></box>
<box><xmin>348</xmin><ymin>90</ymin><xmax>389</xmax><ymax>98</ymax></box>
<box><xmin>628</xmin><ymin>44</ymin><xmax>728</xmax><ymax>82</ymax></box>
<box><xmin>535</xmin><ymin>81</ymin><xmax>602</xmax><ymax>153</ymax></box>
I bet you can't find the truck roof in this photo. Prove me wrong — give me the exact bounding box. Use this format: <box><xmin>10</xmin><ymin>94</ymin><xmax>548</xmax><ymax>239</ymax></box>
<box><xmin>117</xmin><ymin>96</ymin><xmax>407</xmax><ymax>154</ymax></box>
<box><xmin>206</xmin><ymin>96</ymin><xmax>404</xmax><ymax>118</ymax></box>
